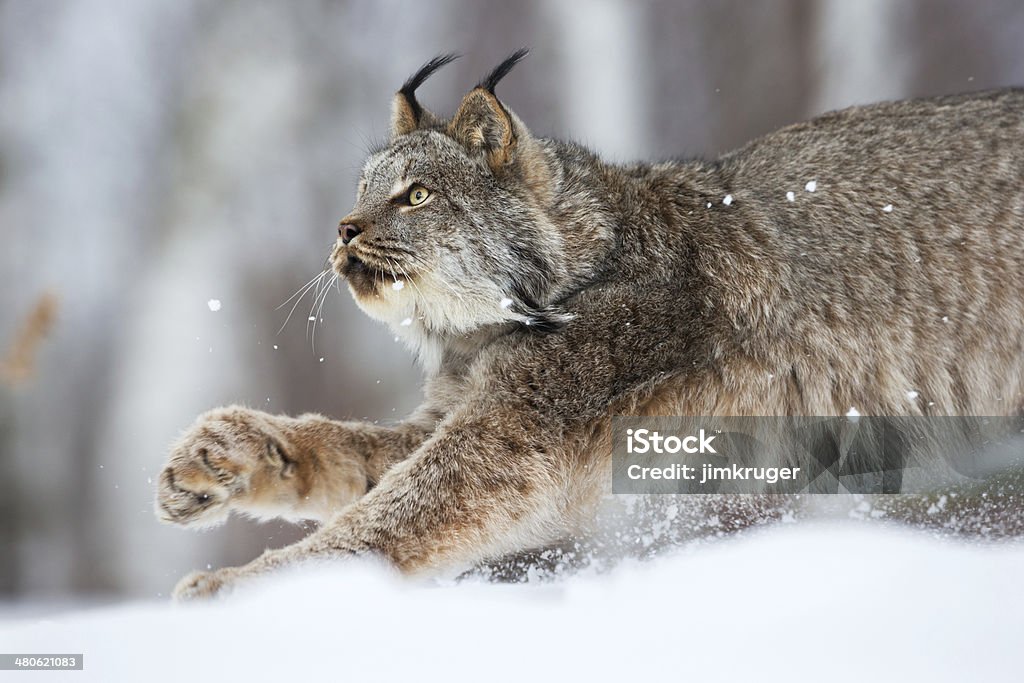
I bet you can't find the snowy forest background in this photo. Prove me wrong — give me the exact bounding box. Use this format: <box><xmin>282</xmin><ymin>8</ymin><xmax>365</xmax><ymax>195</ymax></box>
<box><xmin>2</xmin><ymin>0</ymin><xmax>1024</xmax><ymax>603</ymax></box>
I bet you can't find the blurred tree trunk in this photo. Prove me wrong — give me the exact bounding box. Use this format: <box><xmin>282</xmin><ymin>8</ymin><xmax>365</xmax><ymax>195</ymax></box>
<box><xmin>0</xmin><ymin>293</ymin><xmax>57</xmax><ymax>596</ymax></box>
<box><xmin>0</xmin><ymin>385</ymin><xmax>16</xmax><ymax>594</ymax></box>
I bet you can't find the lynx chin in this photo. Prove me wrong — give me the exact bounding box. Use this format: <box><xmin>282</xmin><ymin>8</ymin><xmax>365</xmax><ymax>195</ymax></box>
<box><xmin>156</xmin><ymin>51</ymin><xmax>1024</xmax><ymax>600</ymax></box>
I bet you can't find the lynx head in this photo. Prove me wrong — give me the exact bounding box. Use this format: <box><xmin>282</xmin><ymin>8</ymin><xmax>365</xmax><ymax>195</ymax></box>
<box><xmin>332</xmin><ymin>51</ymin><xmax>597</xmax><ymax>370</ymax></box>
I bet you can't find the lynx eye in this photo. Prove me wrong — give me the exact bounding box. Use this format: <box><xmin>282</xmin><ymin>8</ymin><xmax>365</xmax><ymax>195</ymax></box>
<box><xmin>407</xmin><ymin>184</ymin><xmax>430</xmax><ymax>206</ymax></box>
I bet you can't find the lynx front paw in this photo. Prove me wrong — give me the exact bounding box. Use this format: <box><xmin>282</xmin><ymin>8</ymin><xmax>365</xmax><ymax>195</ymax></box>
<box><xmin>156</xmin><ymin>407</ymin><xmax>298</xmax><ymax>527</ymax></box>
<box><xmin>173</xmin><ymin>568</ymin><xmax>238</xmax><ymax>602</ymax></box>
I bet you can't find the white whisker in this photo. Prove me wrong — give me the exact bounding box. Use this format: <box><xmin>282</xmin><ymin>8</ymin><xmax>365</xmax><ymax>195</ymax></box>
<box><xmin>309</xmin><ymin>272</ymin><xmax>339</xmax><ymax>351</ymax></box>
<box><xmin>307</xmin><ymin>273</ymin><xmax>331</xmax><ymax>341</ymax></box>
<box><xmin>277</xmin><ymin>270</ymin><xmax>327</xmax><ymax>335</ymax></box>
<box><xmin>277</xmin><ymin>270</ymin><xmax>327</xmax><ymax>311</ymax></box>
<box><xmin>392</xmin><ymin>258</ymin><xmax>429</xmax><ymax>303</ymax></box>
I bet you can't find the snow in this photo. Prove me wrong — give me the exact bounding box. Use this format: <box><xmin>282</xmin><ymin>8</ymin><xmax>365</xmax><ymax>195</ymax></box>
<box><xmin>400</xmin><ymin>318</ymin><xmax>412</xmax><ymax>327</ymax></box>
<box><xmin>883</xmin><ymin>203</ymin><xmax>894</xmax><ymax>212</ymax></box>
<box><xmin>846</xmin><ymin>406</ymin><xmax>861</xmax><ymax>419</ymax></box>
<box><xmin>206</xmin><ymin>299</ymin><xmax>221</xmax><ymax>312</ymax></box>
<box><xmin>392</xmin><ymin>280</ymin><xmax>405</xmax><ymax>291</ymax></box>
<box><xmin>928</xmin><ymin>496</ymin><xmax>950</xmax><ymax>515</ymax></box>
<box><xmin>907</xmin><ymin>390</ymin><xmax>920</xmax><ymax>400</ymax></box>
<box><xmin>786</xmin><ymin>191</ymin><xmax>795</xmax><ymax>202</ymax></box>
<box><xmin>805</xmin><ymin>180</ymin><xmax>817</xmax><ymax>192</ymax></box>
<box><xmin>2</xmin><ymin>524</ymin><xmax>1021</xmax><ymax>682</ymax></box>
<box><xmin>722</xmin><ymin>194</ymin><xmax>733</xmax><ymax>206</ymax></box>
<box><xmin>500</xmin><ymin>297</ymin><xmax>514</xmax><ymax>310</ymax></box>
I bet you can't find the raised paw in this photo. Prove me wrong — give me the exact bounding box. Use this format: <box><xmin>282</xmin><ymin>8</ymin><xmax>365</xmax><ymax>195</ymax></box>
<box><xmin>173</xmin><ymin>567</ymin><xmax>238</xmax><ymax>602</ymax></box>
<box><xmin>155</xmin><ymin>406</ymin><xmax>299</xmax><ymax>527</ymax></box>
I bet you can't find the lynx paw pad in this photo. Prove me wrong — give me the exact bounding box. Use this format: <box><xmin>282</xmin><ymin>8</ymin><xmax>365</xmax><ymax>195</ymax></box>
<box><xmin>156</xmin><ymin>408</ymin><xmax>294</xmax><ymax>527</ymax></box>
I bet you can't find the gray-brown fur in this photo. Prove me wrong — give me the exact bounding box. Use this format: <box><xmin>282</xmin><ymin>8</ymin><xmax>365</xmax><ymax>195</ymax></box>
<box><xmin>156</xmin><ymin>54</ymin><xmax>1024</xmax><ymax>599</ymax></box>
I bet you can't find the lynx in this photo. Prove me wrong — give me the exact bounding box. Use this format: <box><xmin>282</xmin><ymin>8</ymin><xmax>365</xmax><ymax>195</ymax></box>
<box><xmin>156</xmin><ymin>52</ymin><xmax>1024</xmax><ymax>600</ymax></box>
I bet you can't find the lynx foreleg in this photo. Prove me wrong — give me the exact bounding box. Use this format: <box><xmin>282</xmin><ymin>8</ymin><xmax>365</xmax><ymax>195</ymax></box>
<box><xmin>171</xmin><ymin>409</ymin><xmax>592</xmax><ymax>600</ymax></box>
<box><xmin>156</xmin><ymin>406</ymin><xmax>430</xmax><ymax>528</ymax></box>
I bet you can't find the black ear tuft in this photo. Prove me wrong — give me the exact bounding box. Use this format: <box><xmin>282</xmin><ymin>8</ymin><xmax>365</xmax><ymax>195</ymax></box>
<box><xmin>477</xmin><ymin>48</ymin><xmax>529</xmax><ymax>94</ymax></box>
<box><xmin>399</xmin><ymin>53</ymin><xmax>460</xmax><ymax>120</ymax></box>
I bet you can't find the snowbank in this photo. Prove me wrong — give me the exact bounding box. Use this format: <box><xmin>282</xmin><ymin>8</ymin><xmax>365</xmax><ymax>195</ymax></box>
<box><xmin>2</xmin><ymin>523</ymin><xmax>1022</xmax><ymax>682</ymax></box>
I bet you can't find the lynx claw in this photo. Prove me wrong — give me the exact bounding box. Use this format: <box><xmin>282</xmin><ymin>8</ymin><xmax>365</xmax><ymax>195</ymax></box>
<box><xmin>155</xmin><ymin>460</ymin><xmax>233</xmax><ymax>529</ymax></box>
<box><xmin>173</xmin><ymin>568</ymin><xmax>236</xmax><ymax>602</ymax></box>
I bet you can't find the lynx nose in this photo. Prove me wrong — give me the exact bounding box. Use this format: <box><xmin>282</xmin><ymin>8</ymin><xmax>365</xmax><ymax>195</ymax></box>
<box><xmin>338</xmin><ymin>222</ymin><xmax>363</xmax><ymax>244</ymax></box>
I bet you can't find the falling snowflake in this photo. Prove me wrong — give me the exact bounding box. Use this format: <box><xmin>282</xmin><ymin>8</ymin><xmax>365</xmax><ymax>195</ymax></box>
<box><xmin>207</xmin><ymin>299</ymin><xmax>222</xmax><ymax>312</ymax></box>
<box><xmin>805</xmin><ymin>180</ymin><xmax>817</xmax><ymax>193</ymax></box>
<box><xmin>786</xmin><ymin>191</ymin><xmax>795</xmax><ymax>202</ymax></box>
<box><xmin>723</xmin><ymin>194</ymin><xmax>733</xmax><ymax>206</ymax></box>
<box><xmin>392</xmin><ymin>280</ymin><xmax>405</xmax><ymax>291</ymax></box>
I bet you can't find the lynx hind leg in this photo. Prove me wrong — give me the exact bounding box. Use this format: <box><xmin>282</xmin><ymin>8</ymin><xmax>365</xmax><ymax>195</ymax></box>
<box><xmin>156</xmin><ymin>406</ymin><xmax>321</xmax><ymax>528</ymax></box>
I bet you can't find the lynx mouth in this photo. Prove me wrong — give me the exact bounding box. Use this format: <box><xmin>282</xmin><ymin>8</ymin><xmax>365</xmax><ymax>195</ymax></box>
<box><xmin>336</xmin><ymin>248</ymin><xmax>415</xmax><ymax>299</ymax></box>
<box><xmin>338</xmin><ymin>253</ymin><xmax>376</xmax><ymax>298</ymax></box>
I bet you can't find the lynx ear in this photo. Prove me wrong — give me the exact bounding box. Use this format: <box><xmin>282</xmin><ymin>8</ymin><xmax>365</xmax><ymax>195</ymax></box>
<box><xmin>448</xmin><ymin>49</ymin><xmax>529</xmax><ymax>172</ymax></box>
<box><xmin>391</xmin><ymin>54</ymin><xmax>459</xmax><ymax>139</ymax></box>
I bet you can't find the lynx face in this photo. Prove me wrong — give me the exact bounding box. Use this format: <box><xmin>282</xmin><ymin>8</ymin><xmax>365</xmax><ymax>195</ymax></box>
<box><xmin>333</xmin><ymin>131</ymin><xmax>540</xmax><ymax>331</ymax></box>
<box><xmin>331</xmin><ymin>53</ymin><xmax>575</xmax><ymax>367</ymax></box>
